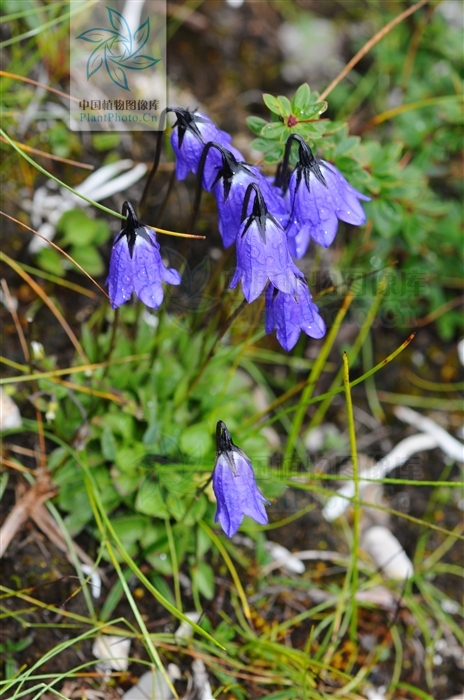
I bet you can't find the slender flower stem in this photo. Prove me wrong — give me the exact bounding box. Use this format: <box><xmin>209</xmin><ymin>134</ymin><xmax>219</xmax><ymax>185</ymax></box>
<box><xmin>146</xmin><ymin>224</ymin><xmax>205</xmax><ymax>240</ymax></box>
<box><xmin>101</xmin><ymin>308</ymin><xmax>120</xmax><ymax>379</ymax></box>
<box><xmin>180</xmin><ymin>300</ymin><xmax>247</xmax><ymax>405</ymax></box>
<box><xmin>1</xmin><ymin>252</ymin><xmax>88</xmax><ymax>363</ymax></box>
<box><xmin>0</xmin><ymin>128</ymin><xmax>125</xmax><ymax>220</ymax></box>
<box><xmin>282</xmin><ymin>287</ymin><xmax>356</xmax><ymax>472</ymax></box>
<box><xmin>139</xmin><ymin>120</ymin><xmax>165</xmax><ymax>215</ymax></box>
<box><xmin>342</xmin><ymin>352</ymin><xmax>360</xmax><ymax>644</ymax></box>
<box><xmin>199</xmin><ymin>521</ymin><xmax>253</xmax><ymax>626</ymax></box>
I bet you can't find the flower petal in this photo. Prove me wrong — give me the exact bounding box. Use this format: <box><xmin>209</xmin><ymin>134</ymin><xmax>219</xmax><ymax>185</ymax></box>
<box><xmin>132</xmin><ymin>234</ymin><xmax>164</xmax><ymax>308</ymax></box>
<box><xmin>107</xmin><ymin>235</ymin><xmax>134</xmax><ymax>308</ymax></box>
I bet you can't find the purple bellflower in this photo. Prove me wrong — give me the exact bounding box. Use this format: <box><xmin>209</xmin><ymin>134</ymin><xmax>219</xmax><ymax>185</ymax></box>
<box><xmin>212</xmin><ymin>421</ymin><xmax>270</xmax><ymax>538</ymax></box>
<box><xmin>197</xmin><ymin>143</ymin><xmax>288</xmax><ymax>248</ymax></box>
<box><xmin>230</xmin><ymin>183</ymin><xmax>302</xmax><ymax>302</ymax></box>
<box><xmin>265</xmin><ymin>278</ymin><xmax>326</xmax><ymax>351</ymax></box>
<box><xmin>169</xmin><ymin>108</ymin><xmax>243</xmax><ymax>181</ymax></box>
<box><xmin>283</xmin><ymin>135</ymin><xmax>370</xmax><ymax>259</ymax></box>
<box><xmin>107</xmin><ymin>201</ymin><xmax>181</xmax><ymax>309</ymax></box>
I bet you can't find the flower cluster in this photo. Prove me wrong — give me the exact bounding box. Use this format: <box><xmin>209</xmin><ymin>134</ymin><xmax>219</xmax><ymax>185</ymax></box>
<box><xmin>106</xmin><ymin>107</ymin><xmax>369</xmax><ymax>351</ymax></box>
<box><xmin>170</xmin><ymin>108</ymin><xmax>370</xmax><ymax>350</ymax></box>
<box><xmin>212</xmin><ymin>421</ymin><xmax>269</xmax><ymax>537</ymax></box>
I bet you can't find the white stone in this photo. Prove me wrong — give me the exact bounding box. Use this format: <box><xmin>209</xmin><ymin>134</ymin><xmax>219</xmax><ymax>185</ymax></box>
<box><xmin>0</xmin><ymin>389</ymin><xmax>22</xmax><ymax>431</ymax></box>
<box><xmin>361</xmin><ymin>526</ymin><xmax>413</xmax><ymax>581</ymax></box>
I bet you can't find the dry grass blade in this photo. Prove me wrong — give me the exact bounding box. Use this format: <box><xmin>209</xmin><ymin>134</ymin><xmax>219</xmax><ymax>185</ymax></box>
<box><xmin>1</xmin><ymin>251</ymin><xmax>89</xmax><ymax>363</ymax></box>
<box><xmin>0</xmin><ymin>474</ymin><xmax>56</xmax><ymax>558</ymax></box>
<box><xmin>0</xmin><ymin>212</ymin><xmax>109</xmax><ymax>299</ymax></box>
<box><xmin>31</xmin><ymin>503</ymin><xmax>108</xmax><ymax>585</ymax></box>
<box><xmin>319</xmin><ymin>0</ymin><xmax>429</xmax><ymax>101</ymax></box>
<box><xmin>0</xmin><ymin>69</ymin><xmax>80</xmax><ymax>102</ymax></box>
<box><xmin>0</xmin><ymin>135</ymin><xmax>94</xmax><ymax>170</ymax></box>
<box><xmin>0</xmin><ymin>277</ymin><xmax>29</xmax><ymax>361</ymax></box>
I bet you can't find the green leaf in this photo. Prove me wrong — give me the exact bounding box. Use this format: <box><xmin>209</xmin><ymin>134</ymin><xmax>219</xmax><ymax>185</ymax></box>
<box><xmin>80</xmin><ymin>324</ymin><xmax>97</xmax><ymax>363</ymax></box>
<box><xmin>334</xmin><ymin>136</ymin><xmax>360</xmax><ymax>158</ymax></box>
<box><xmin>135</xmin><ymin>480</ymin><xmax>169</xmax><ymax>518</ymax></box>
<box><xmin>36</xmin><ymin>247</ymin><xmax>65</xmax><ymax>277</ymax></box>
<box><xmin>293</xmin><ymin>123</ymin><xmax>323</xmax><ymax>140</ymax></box>
<box><xmin>192</xmin><ymin>560</ymin><xmax>215</xmax><ymax>600</ymax></box>
<box><xmin>101</xmin><ymin>413</ymin><xmax>134</xmax><ymax>441</ymax></box>
<box><xmin>111</xmin><ymin>467</ymin><xmax>141</xmax><ymax>497</ymax></box>
<box><xmin>115</xmin><ymin>443</ymin><xmax>146</xmax><ymax>473</ymax></box>
<box><xmin>101</xmin><ymin>426</ymin><xmax>117</xmax><ymax>461</ymax></box>
<box><xmin>58</xmin><ymin>210</ymin><xmax>98</xmax><ymax>246</ymax></box>
<box><xmin>250</xmin><ymin>137</ymin><xmax>273</xmax><ymax>153</ymax></box>
<box><xmin>111</xmin><ymin>514</ymin><xmax>147</xmax><ymax>545</ymax></box>
<box><xmin>291</xmin><ymin>83</ymin><xmax>311</xmax><ymax>116</ymax></box>
<box><xmin>92</xmin><ymin>132</ymin><xmax>121</xmax><ymax>151</ymax></box>
<box><xmin>182</xmin><ymin>494</ymin><xmax>207</xmax><ymax>526</ymax></box>
<box><xmin>263</xmin><ymin>143</ymin><xmax>285</xmax><ymax>163</ymax></box>
<box><xmin>276</xmin><ymin>95</ymin><xmax>292</xmax><ymax>116</ymax></box>
<box><xmin>150</xmin><ymin>574</ymin><xmax>175</xmax><ymax>604</ymax></box>
<box><xmin>166</xmin><ymin>493</ymin><xmax>187</xmax><ymax>521</ymax></box>
<box><xmin>197</xmin><ymin>526</ymin><xmax>212</xmax><ymax>558</ymax></box>
<box><xmin>323</xmin><ymin>120</ymin><xmax>347</xmax><ymax>135</ymax></box>
<box><xmin>263</xmin><ymin>93</ymin><xmax>284</xmax><ymax>115</ymax></box>
<box><xmin>261</xmin><ymin>122</ymin><xmax>287</xmax><ymax>140</ymax></box>
<box><xmin>180</xmin><ymin>423</ymin><xmax>213</xmax><ymax>457</ymax></box>
<box><xmin>69</xmin><ymin>245</ymin><xmax>104</xmax><ymax>277</ymax></box>
<box><xmin>92</xmin><ymin>219</ymin><xmax>111</xmax><ymax>245</ymax></box>
<box><xmin>246</xmin><ymin>115</ymin><xmax>268</xmax><ymax>136</ymax></box>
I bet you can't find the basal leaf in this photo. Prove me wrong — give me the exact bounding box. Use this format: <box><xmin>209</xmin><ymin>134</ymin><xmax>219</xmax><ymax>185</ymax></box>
<box><xmin>135</xmin><ymin>480</ymin><xmax>169</xmax><ymax>518</ymax></box>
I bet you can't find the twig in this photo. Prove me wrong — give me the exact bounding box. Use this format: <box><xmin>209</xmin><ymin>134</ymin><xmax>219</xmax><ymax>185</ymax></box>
<box><xmin>31</xmin><ymin>504</ymin><xmax>108</xmax><ymax>585</ymax></box>
<box><xmin>1</xmin><ymin>252</ymin><xmax>89</xmax><ymax>363</ymax></box>
<box><xmin>0</xmin><ymin>476</ymin><xmax>56</xmax><ymax>558</ymax></box>
<box><xmin>319</xmin><ymin>0</ymin><xmax>429</xmax><ymax>102</ymax></box>
<box><xmin>1</xmin><ymin>278</ymin><xmax>29</xmax><ymax>361</ymax></box>
<box><xmin>0</xmin><ymin>212</ymin><xmax>108</xmax><ymax>299</ymax></box>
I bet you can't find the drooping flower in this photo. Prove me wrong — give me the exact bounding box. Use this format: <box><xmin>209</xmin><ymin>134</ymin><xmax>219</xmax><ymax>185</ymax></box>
<box><xmin>265</xmin><ymin>278</ymin><xmax>326</xmax><ymax>351</ymax></box>
<box><xmin>197</xmin><ymin>143</ymin><xmax>288</xmax><ymax>248</ymax></box>
<box><xmin>212</xmin><ymin>421</ymin><xmax>270</xmax><ymax>538</ymax></box>
<box><xmin>107</xmin><ymin>201</ymin><xmax>181</xmax><ymax>309</ymax></box>
<box><xmin>284</xmin><ymin>135</ymin><xmax>370</xmax><ymax>258</ymax></box>
<box><xmin>169</xmin><ymin>108</ymin><xmax>243</xmax><ymax>181</ymax></box>
<box><xmin>230</xmin><ymin>183</ymin><xmax>302</xmax><ymax>302</ymax></box>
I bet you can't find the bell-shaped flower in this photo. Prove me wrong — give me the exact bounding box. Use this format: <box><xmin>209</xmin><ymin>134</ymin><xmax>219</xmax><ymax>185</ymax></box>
<box><xmin>212</xmin><ymin>421</ymin><xmax>270</xmax><ymax>538</ymax></box>
<box><xmin>197</xmin><ymin>143</ymin><xmax>288</xmax><ymax>248</ymax></box>
<box><xmin>169</xmin><ymin>108</ymin><xmax>242</xmax><ymax>181</ymax></box>
<box><xmin>107</xmin><ymin>201</ymin><xmax>181</xmax><ymax>309</ymax></box>
<box><xmin>230</xmin><ymin>184</ymin><xmax>302</xmax><ymax>302</ymax></box>
<box><xmin>284</xmin><ymin>135</ymin><xmax>370</xmax><ymax>258</ymax></box>
<box><xmin>265</xmin><ymin>278</ymin><xmax>326</xmax><ymax>351</ymax></box>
